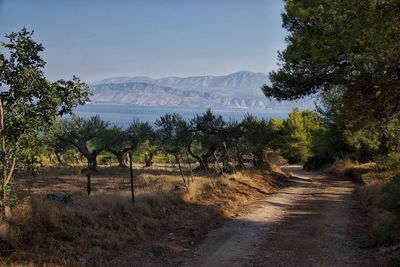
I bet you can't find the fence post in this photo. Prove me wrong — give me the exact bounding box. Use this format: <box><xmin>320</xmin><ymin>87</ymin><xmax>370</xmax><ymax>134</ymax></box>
<box><xmin>86</xmin><ymin>173</ymin><xmax>91</xmax><ymax>195</ymax></box>
<box><xmin>129</xmin><ymin>153</ymin><xmax>134</xmax><ymax>206</ymax></box>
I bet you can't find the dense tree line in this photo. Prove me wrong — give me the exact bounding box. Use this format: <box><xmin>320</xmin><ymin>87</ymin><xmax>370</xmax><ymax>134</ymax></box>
<box><xmin>263</xmin><ymin>0</ymin><xmax>400</xmax><ymax>170</ymax></box>
<box><xmin>46</xmin><ymin>108</ymin><xmax>320</xmax><ymax>176</ymax></box>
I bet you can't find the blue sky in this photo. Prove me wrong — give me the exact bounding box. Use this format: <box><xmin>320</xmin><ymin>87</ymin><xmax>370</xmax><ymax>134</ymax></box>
<box><xmin>0</xmin><ymin>0</ymin><xmax>287</xmax><ymax>83</ymax></box>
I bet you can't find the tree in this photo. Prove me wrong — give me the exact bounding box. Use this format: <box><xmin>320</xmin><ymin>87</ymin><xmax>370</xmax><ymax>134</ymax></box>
<box><xmin>45</xmin><ymin>120</ymin><xmax>74</xmax><ymax>164</ymax></box>
<box><xmin>104</xmin><ymin>126</ymin><xmax>132</xmax><ymax>167</ymax></box>
<box><xmin>263</xmin><ymin>0</ymin><xmax>400</xmax><ymax>124</ymax></box>
<box><xmin>105</xmin><ymin>120</ymin><xmax>154</xmax><ymax>167</ymax></box>
<box><xmin>56</xmin><ymin>116</ymin><xmax>109</xmax><ymax>172</ymax></box>
<box><xmin>155</xmin><ymin>113</ymin><xmax>190</xmax><ymax>185</ymax></box>
<box><xmin>305</xmin><ymin>92</ymin><xmax>400</xmax><ymax>169</ymax></box>
<box><xmin>281</xmin><ymin>108</ymin><xmax>312</xmax><ymax>163</ymax></box>
<box><xmin>0</xmin><ymin>28</ymin><xmax>90</xmax><ymax>219</ymax></box>
<box><xmin>127</xmin><ymin>120</ymin><xmax>156</xmax><ymax>167</ymax></box>
<box><xmin>238</xmin><ymin>115</ymin><xmax>284</xmax><ymax>167</ymax></box>
<box><xmin>188</xmin><ymin>110</ymin><xmax>227</xmax><ymax>170</ymax></box>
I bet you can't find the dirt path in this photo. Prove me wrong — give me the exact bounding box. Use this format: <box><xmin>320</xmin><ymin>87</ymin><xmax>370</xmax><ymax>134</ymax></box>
<box><xmin>186</xmin><ymin>166</ymin><xmax>377</xmax><ymax>267</ymax></box>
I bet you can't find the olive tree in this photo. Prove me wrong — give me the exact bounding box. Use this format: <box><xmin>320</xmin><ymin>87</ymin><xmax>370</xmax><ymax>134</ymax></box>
<box><xmin>189</xmin><ymin>109</ymin><xmax>235</xmax><ymax>171</ymax></box>
<box><xmin>56</xmin><ymin>115</ymin><xmax>109</xmax><ymax>171</ymax></box>
<box><xmin>106</xmin><ymin>120</ymin><xmax>154</xmax><ymax>167</ymax></box>
<box><xmin>155</xmin><ymin>113</ymin><xmax>190</xmax><ymax>185</ymax></box>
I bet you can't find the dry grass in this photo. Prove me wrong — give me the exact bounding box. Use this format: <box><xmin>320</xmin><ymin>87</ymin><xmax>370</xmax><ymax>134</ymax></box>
<box><xmin>1</xmin><ymin>164</ymin><xmax>287</xmax><ymax>266</ymax></box>
<box><xmin>326</xmin><ymin>160</ymin><xmax>400</xmax><ymax>265</ymax></box>
<box><xmin>324</xmin><ymin>159</ymin><xmax>376</xmax><ymax>184</ymax></box>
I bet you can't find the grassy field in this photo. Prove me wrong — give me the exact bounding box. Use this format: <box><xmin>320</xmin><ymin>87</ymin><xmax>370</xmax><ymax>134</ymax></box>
<box><xmin>1</xmin><ymin>163</ymin><xmax>288</xmax><ymax>266</ymax></box>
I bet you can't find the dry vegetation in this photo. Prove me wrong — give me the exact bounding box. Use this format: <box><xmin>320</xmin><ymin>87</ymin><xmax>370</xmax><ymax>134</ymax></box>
<box><xmin>0</xmin><ymin>164</ymin><xmax>288</xmax><ymax>266</ymax></box>
<box><xmin>325</xmin><ymin>160</ymin><xmax>400</xmax><ymax>265</ymax></box>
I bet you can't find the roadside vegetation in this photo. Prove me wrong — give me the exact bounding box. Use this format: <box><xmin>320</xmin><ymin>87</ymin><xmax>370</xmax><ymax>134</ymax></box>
<box><xmin>1</xmin><ymin>0</ymin><xmax>399</xmax><ymax>265</ymax></box>
<box><xmin>263</xmin><ymin>0</ymin><xmax>400</xmax><ymax>263</ymax></box>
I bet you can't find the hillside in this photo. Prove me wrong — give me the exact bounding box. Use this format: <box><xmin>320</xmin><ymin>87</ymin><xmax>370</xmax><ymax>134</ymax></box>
<box><xmin>90</xmin><ymin>71</ymin><xmax>313</xmax><ymax>109</ymax></box>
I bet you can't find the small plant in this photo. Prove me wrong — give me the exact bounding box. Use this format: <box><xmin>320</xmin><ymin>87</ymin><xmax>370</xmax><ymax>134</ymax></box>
<box><xmin>0</xmin><ymin>184</ymin><xmax>19</xmax><ymax>207</ymax></box>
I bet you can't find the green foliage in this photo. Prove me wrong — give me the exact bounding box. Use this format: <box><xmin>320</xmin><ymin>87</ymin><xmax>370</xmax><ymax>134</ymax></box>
<box><xmin>0</xmin><ymin>27</ymin><xmax>89</xmax><ymax>208</ymax></box>
<box><xmin>0</xmin><ymin>184</ymin><xmax>18</xmax><ymax>207</ymax></box>
<box><xmin>281</xmin><ymin>108</ymin><xmax>311</xmax><ymax>163</ymax></box>
<box><xmin>375</xmin><ymin>153</ymin><xmax>400</xmax><ymax>172</ymax></box>
<box><xmin>305</xmin><ymin>92</ymin><xmax>400</xmax><ymax>169</ymax></box>
<box><xmin>263</xmin><ymin>0</ymin><xmax>400</xmax><ymax>123</ymax></box>
<box><xmin>155</xmin><ymin>113</ymin><xmax>189</xmax><ymax>157</ymax></box>
<box><xmin>190</xmin><ymin>109</ymin><xmax>227</xmax><ymax>153</ymax></box>
<box><xmin>54</xmin><ymin>115</ymin><xmax>112</xmax><ymax>170</ymax></box>
<box><xmin>238</xmin><ymin>115</ymin><xmax>283</xmax><ymax>165</ymax></box>
<box><xmin>57</xmin><ymin>115</ymin><xmax>110</xmax><ymax>151</ymax></box>
<box><xmin>0</xmin><ymin>28</ymin><xmax>90</xmax><ymax>144</ymax></box>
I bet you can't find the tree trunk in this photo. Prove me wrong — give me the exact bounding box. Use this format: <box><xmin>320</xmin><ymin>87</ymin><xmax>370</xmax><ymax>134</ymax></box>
<box><xmin>221</xmin><ymin>141</ymin><xmax>234</xmax><ymax>173</ymax></box>
<box><xmin>48</xmin><ymin>153</ymin><xmax>55</xmax><ymax>164</ymax></box>
<box><xmin>176</xmin><ymin>154</ymin><xmax>187</xmax><ymax>188</ymax></box>
<box><xmin>187</xmin><ymin>141</ymin><xmax>214</xmax><ymax>170</ymax></box>
<box><xmin>74</xmin><ymin>152</ymin><xmax>81</xmax><ymax>165</ymax></box>
<box><xmin>87</xmin><ymin>153</ymin><xmax>98</xmax><ymax>171</ymax></box>
<box><xmin>236</xmin><ymin>153</ymin><xmax>245</xmax><ymax>169</ymax></box>
<box><xmin>144</xmin><ymin>152</ymin><xmax>154</xmax><ymax>167</ymax></box>
<box><xmin>0</xmin><ymin>98</ymin><xmax>7</xmax><ymax>220</ymax></box>
<box><xmin>0</xmin><ymin>99</ymin><xmax>15</xmax><ymax>222</ymax></box>
<box><xmin>213</xmin><ymin>152</ymin><xmax>224</xmax><ymax>174</ymax></box>
<box><xmin>55</xmin><ymin>152</ymin><xmax>64</xmax><ymax>164</ymax></box>
<box><xmin>186</xmin><ymin>151</ymin><xmax>194</xmax><ymax>182</ymax></box>
<box><xmin>116</xmin><ymin>153</ymin><xmax>127</xmax><ymax>168</ymax></box>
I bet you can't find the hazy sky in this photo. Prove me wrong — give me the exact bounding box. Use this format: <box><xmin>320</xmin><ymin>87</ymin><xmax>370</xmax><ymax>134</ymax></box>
<box><xmin>0</xmin><ymin>0</ymin><xmax>287</xmax><ymax>83</ymax></box>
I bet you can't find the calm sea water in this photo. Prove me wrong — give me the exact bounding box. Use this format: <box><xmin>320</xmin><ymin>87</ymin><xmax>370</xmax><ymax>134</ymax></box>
<box><xmin>74</xmin><ymin>104</ymin><xmax>289</xmax><ymax>128</ymax></box>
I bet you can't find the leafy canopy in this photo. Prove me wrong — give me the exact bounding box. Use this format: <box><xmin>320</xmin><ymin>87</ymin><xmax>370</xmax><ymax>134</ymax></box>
<box><xmin>263</xmin><ymin>0</ymin><xmax>400</xmax><ymax>123</ymax></box>
<box><xmin>0</xmin><ymin>28</ymin><xmax>90</xmax><ymax>144</ymax></box>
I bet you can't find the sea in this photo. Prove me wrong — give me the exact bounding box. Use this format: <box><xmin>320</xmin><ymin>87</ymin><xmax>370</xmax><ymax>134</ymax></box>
<box><xmin>74</xmin><ymin>104</ymin><xmax>290</xmax><ymax>128</ymax></box>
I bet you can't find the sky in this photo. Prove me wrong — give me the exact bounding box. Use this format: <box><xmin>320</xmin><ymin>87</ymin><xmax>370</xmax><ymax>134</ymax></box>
<box><xmin>0</xmin><ymin>0</ymin><xmax>287</xmax><ymax>83</ymax></box>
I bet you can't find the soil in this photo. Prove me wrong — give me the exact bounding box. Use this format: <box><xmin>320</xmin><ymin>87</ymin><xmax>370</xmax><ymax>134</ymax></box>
<box><xmin>185</xmin><ymin>166</ymin><xmax>380</xmax><ymax>267</ymax></box>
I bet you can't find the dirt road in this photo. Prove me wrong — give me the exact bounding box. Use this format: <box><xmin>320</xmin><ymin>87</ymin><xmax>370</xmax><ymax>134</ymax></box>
<box><xmin>187</xmin><ymin>166</ymin><xmax>377</xmax><ymax>267</ymax></box>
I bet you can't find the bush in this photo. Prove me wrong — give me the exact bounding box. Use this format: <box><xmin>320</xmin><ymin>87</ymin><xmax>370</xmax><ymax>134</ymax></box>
<box><xmin>264</xmin><ymin>151</ymin><xmax>287</xmax><ymax>168</ymax></box>
<box><xmin>303</xmin><ymin>156</ymin><xmax>333</xmax><ymax>170</ymax></box>
<box><xmin>375</xmin><ymin>153</ymin><xmax>400</xmax><ymax>171</ymax></box>
<box><xmin>382</xmin><ymin>174</ymin><xmax>400</xmax><ymax>213</ymax></box>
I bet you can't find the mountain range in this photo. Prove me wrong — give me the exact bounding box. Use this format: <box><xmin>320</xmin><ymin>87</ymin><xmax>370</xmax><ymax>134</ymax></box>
<box><xmin>90</xmin><ymin>71</ymin><xmax>314</xmax><ymax>110</ymax></box>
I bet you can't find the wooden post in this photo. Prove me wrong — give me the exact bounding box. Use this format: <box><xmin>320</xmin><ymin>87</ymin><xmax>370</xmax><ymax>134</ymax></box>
<box><xmin>129</xmin><ymin>153</ymin><xmax>134</xmax><ymax>206</ymax></box>
<box><xmin>86</xmin><ymin>173</ymin><xmax>91</xmax><ymax>195</ymax></box>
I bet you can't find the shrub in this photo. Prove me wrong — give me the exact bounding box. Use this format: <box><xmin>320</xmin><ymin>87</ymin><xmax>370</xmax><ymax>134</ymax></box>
<box><xmin>381</xmin><ymin>174</ymin><xmax>400</xmax><ymax>213</ymax></box>
<box><xmin>264</xmin><ymin>151</ymin><xmax>287</xmax><ymax>168</ymax></box>
<box><xmin>375</xmin><ymin>153</ymin><xmax>400</xmax><ymax>171</ymax></box>
<box><xmin>303</xmin><ymin>156</ymin><xmax>333</xmax><ymax>170</ymax></box>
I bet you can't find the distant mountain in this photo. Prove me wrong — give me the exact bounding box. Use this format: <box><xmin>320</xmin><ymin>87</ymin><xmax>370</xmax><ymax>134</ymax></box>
<box><xmin>90</xmin><ymin>71</ymin><xmax>314</xmax><ymax>110</ymax></box>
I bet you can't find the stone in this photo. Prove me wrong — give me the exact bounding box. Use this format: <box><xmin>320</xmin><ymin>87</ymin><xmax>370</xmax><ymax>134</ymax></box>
<box><xmin>77</xmin><ymin>253</ymin><xmax>94</xmax><ymax>264</ymax></box>
<box><xmin>46</xmin><ymin>193</ymin><xmax>73</xmax><ymax>204</ymax></box>
<box><xmin>0</xmin><ymin>221</ymin><xmax>10</xmax><ymax>240</ymax></box>
<box><xmin>173</xmin><ymin>183</ymin><xmax>184</xmax><ymax>192</ymax></box>
<box><xmin>4</xmin><ymin>206</ymin><xmax>11</xmax><ymax>219</ymax></box>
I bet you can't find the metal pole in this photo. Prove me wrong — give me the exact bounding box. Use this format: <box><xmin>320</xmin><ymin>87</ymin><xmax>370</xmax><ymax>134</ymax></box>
<box><xmin>86</xmin><ymin>174</ymin><xmax>91</xmax><ymax>195</ymax></box>
<box><xmin>129</xmin><ymin>153</ymin><xmax>134</xmax><ymax>206</ymax></box>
